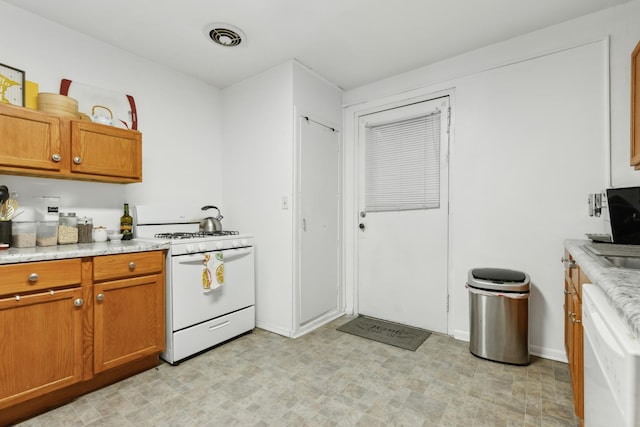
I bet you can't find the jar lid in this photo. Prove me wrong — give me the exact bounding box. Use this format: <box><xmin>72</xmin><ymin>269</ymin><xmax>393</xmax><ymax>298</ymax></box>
<box><xmin>60</xmin><ymin>212</ymin><xmax>76</xmax><ymax>217</ymax></box>
<box><xmin>78</xmin><ymin>216</ymin><xmax>92</xmax><ymax>224</ymax></box>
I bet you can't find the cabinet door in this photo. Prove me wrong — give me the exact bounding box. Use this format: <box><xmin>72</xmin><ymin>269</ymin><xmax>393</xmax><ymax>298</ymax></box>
<box><xmin>0</xmin><ymin>104</ymin><xmax>62</xmax><ymax>172</ymax></box>
<box><xmin>0</xmin><ymin>288</ymin><xmax>84</xmax><ymax>410</ymax></box>
<box><xmin>70</xmin><ymin>121</ymin><xmax>142</xmax><ymax>181</ymax></box>
<box><xmin>563</xmin><ymin>277</ymin><xmax>573</xmax><ymax>357</ymax></box>
<box><xmin>93</xmin><ymin>274</ymin><xmax>164</xmax><ymax>374</ymax></box>
<box><xmin>570</xmin><ymin>292</ymin><xmax>584</xmax><ymax>421</ymax></box>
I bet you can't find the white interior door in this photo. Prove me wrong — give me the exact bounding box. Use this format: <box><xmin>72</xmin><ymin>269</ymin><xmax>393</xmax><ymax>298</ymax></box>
<box><xmin>357</xmin><ymin>97</ymin><xmax>449</xmax><ymax>333</ymax></box>
<box><xmin>299</xmin><ymin>117</ymin><xmax>340</xmax><ymax>325</ymax></box>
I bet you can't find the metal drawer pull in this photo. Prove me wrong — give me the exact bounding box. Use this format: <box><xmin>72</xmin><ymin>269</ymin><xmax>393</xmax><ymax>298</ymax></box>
<box><xmin>208</xmin><ymin>320</ymin><xmax>230</xmax><ymax>331</ymax></box>
<box><xmin>73</xmin><ymin>156</ymin><xmax>82</xmax><ymax>165</ymax></box>
<box><xmin>560</xmin><ymin>257</ymin><xmax>576</xmax><ymax>268</ymax></box>
<box><xmin>73</xmin><ymin>298</ymin><xmax>84</xmax><ymax>307</ymax></box>
<box><xmin>52</xmin><ymin>154</ymin><xmax>61</xmax><ymax>162</ymax></box>
<box><xmin>96</xmin><ymin>293</ymin><xmax>104</xmax><ymax>301</ymax></box>
<box><xmin>129</xmin><ymin>261</ymin><xmax>136</xmax><ymax>270</ymax></box>
<box><xmin>28</xmin><ymin>273</ymin><xmax>39</xmax><ymax>282</ymax></box>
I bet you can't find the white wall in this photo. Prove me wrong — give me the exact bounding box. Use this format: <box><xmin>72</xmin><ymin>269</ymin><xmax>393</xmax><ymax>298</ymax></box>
<box><xmin>0</xmin><ymin>2</ymin><xmax>223</xmax><ymax>220</ymax></box>
<box><xmin>222</xmin><ymin>61</ymin><xmax>342</xmax><ymax>337</ymax></box>
<box><xmin>222</xmin><ymin>63</ymin><xmax>294</xmax><ymax>335</ymax></box>
<box><xmin>343</xmin><ymin>4</ymin><xmax>640</xmax><ymax>361</ymax></box>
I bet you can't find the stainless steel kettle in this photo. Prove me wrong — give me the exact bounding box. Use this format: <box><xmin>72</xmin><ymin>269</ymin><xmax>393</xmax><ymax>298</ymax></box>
<box><xmin>199</xmin><ymin>205</ymin><xmax>223</xmax><ymax>233</ymax></box>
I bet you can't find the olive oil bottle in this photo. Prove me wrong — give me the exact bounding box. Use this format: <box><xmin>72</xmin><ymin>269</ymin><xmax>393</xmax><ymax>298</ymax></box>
<box><xmin>120</xmin><ymin>203</ymin><xmax>133</xmax><ymax>240</ymax></box>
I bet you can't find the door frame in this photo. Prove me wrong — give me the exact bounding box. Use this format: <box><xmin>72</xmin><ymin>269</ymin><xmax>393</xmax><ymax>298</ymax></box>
<box><xmin>292</xmin><ymin>108</ymin><xmax>345</xmax><ymax>338</ymax></box>
<box><xmin>346</xmin><ymin>88</ymin><xmax>456</xmax><ymax>336</ymax></box>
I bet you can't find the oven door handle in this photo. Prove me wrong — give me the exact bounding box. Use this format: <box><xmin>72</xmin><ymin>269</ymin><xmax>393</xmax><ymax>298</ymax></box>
<box><xmin>176</xmin><ymin>248</ymin><xmax>253</xmax><ymax>264</ymax></box>
<box><xmin>223</xmin><ymin>247</ymin><xmax>253</xmax><ymax>260</ymax></box>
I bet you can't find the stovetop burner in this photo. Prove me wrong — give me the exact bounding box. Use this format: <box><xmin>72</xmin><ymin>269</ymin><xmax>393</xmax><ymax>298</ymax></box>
<box><xmin>154</xmin><ymin>230</ymin><xmax>239</xmax><ymax>240</ymax></box>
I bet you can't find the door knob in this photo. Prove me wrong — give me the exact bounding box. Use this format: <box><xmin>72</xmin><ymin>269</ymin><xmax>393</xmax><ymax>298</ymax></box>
<box><xmin>359</xmin><ymin>223</ymin><xmax>365</xmax><ymax>231</ymax></box>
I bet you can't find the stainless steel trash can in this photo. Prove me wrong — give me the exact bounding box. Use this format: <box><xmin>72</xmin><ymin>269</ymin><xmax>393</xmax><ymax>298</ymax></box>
<box><xmin>467</xmin><ymin>268</ymin><xmax>530</xmax><ymax>365</ymax></box>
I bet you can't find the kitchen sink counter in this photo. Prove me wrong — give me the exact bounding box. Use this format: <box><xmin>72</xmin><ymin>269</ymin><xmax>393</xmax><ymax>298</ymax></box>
<box><xmin>565</xmin><ymin>239</ymin><xmax>640</xmax><ymax>339</ymax></box>
<box><xmin>0</xmin><ymin>239</ymin><xmax>169</xmax><ymax>265</ymax></box>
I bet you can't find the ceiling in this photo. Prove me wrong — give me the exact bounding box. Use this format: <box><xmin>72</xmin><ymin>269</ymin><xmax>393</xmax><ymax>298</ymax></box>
<box><xmin>2</xmin><ymin>0</ymin><xmax>629</xmax><ymax>90</ymax></box>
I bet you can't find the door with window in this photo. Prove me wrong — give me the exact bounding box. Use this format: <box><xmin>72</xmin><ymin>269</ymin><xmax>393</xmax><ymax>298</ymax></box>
<box><xmin>357</xmin><ymin>96</ymin><xmax>449</xmax><ymax>333</ymax></box>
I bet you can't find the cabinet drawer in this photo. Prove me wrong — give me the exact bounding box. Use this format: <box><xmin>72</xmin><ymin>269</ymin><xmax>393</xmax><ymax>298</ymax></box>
<box><xmin>93</xmin><ymin>251</ymin><xmax>163</xmax><ymax>281</ymax></box>
<box><xmin>0</xmin><ymin>259</ymin><xmax>82</xmax><ymax>296</ymax></box>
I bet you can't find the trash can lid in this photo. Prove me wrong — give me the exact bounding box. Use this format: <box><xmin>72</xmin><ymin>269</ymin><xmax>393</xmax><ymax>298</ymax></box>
<box><xmin>467</xmin><ymin>268</ymin><xmax>530</xmax><ymax>292</ymax></box>
<box><xmin>471</xmin><ymin>268</ymin><xmax>527</xmax><ymax>283</ymax></box>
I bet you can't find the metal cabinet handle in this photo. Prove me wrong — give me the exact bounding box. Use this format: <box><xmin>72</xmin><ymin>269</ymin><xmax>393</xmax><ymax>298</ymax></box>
<box><xmin>129</xmin><ymin>261</ymin><xmax>136</xmax><ymax>270</ymax></box>
<box><xmin>560</xmin><ymin>257</ymin><xmax>576</xmax><ymax>268</ymax></box>
<box><xmin>51</xmin><ymin>154</ymin><xmax>61</xmax><ymax>162</ymax></box>
<box><xmin>569</xmin><ymin>312</ymin><xmax>581</xmax><ymax>324</ymax></box>
<box><xmin>564</xmin><ymin>289</ymin><xmax>575</xmax><ymax>295</ymax></box>
<box><xmin>96</xmin><ymin>293</ymin><xmax>104</xmax><ymax>301</ymax></box>
<box><xmin>28</xmin><ymin>273</ymin><xmax>39</xmax><ymax>282</ymax></box>
<box><xmin>73</xmin><ymin>298</ymin><xmax>84</xmax><ymax>307</ymax></box>
<box><xmin>73</xmin><ymin>156</ymin><xmax>82</xmax><ymax>165</ymax></box>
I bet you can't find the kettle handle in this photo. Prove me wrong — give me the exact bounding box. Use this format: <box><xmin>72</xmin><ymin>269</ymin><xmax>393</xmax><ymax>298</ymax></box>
<box><xmin>201</xmin><ymin>205</ymin><xmax>219</xmax><ymax>213</ymax></box>
<box><xmin>91</xmin><ymin>105</ymin><xmax>113</xmax><ymax>119</ymax></box>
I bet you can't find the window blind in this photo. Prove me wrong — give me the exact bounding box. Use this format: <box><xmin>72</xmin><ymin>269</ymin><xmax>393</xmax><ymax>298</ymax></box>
<box><xmin>365</xmin><ymin>111</ymin><xmax>441</xmax><ymax>212</ymax></box>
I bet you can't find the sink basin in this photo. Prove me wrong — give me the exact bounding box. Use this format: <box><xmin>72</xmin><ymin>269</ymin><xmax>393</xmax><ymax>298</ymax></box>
<box><xmin>603</xmin><ymin>256</ymin><xmax>640</xmax><ymax>269</ymax></box>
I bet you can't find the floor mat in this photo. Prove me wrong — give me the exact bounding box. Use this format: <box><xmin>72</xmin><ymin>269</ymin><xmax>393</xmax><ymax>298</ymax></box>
<box><xmin>336</xmin><ymin>315</ymin><xmax>431</xmax><ymax>351</ymax></box>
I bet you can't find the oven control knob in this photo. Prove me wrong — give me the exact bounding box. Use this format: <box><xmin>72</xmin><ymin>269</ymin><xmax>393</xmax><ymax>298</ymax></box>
<box><xmin>216</xmin><ymin>242</ymin><xmax>224</xmax><ymax>249</ymax></box>
<box><xmin>198</xmin><ymin>243</ymin><xmax>206</xmax><ymax>252</ymax></box>
<box><xmin>232</xmin><ymin>240</ymin><xmax>240</xmax><ymax>248</ymax></box>
<box><xmin>186</xmin><ymin>244</ymin><xmax>194</xmax><ymax>253</ymax></box>
<box><xmin>241</xmin><ymin>239</ymin><xmax>248</xmax><ymax>246</ymax></box>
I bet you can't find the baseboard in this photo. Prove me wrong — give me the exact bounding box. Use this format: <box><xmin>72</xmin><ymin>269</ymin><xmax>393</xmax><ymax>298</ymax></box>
<box><xmin>255</xmin><ymin>321</ymin><xmax>292</xmax><ymax>338</ymax></box>
<box><xmin>292</xmin><ymin>310</ymin><xmax>345</xmax><ymax>338</ymax></box>
<box><xmin>530</xmin><ymin>345</ymin><xmax>568</xmax><ymax>363</ymax></box>
<box><xmin>453</xmin><ymin>329</ymin><xmax>470</xmax><ymax>342</ymax></box>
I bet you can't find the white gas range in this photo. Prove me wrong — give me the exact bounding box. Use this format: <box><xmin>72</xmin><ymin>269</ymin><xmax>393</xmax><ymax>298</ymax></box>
<box><xmin>134</xmin><ymin>205</ymin><xmax>255</xmax><ymax>365</ymax></box>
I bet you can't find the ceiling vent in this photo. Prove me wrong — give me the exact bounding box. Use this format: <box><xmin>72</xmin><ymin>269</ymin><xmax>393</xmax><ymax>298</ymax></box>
<box><xmin>205</xmin><ymin>23</ymin><xmax>245</xmax><ymax>47</ymax></box>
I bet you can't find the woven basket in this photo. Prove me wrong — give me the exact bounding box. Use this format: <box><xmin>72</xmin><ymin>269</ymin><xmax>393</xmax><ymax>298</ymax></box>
<box><xmin>37</xmin><ymin>93</ymin><xmax>79</xmax><ymax>118</ymax></box>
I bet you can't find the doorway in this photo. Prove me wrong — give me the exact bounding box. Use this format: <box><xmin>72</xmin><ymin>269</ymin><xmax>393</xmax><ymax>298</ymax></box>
<box><xmin>298</xmin><ymin>116</ymin><xmax>341</xmax><ymax>327</ymax></box>
<box><xmin>357</xmin><ymin>96</ymin><xmax>450</xmax><ymax>333</ymax></box>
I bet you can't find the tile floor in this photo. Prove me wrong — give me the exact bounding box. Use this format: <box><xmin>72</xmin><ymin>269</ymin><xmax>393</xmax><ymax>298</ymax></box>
<box><xmin>18</xmin><ymin>316</ymin><xmax>579</xmax><ymax>426</ymax></box>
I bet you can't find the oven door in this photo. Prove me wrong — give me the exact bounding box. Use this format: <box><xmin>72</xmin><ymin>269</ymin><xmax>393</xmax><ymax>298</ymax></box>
<box><xmin>170</xmin><ymin>247</ymin><xmax>255</xmax><ymax>331</ymax></box>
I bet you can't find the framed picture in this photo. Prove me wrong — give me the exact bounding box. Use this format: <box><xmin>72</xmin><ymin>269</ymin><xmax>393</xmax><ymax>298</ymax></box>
<box><xmin>0</xmin><ymin>63</ymin><xmax>25</xmax><ymax>107</ymax></box>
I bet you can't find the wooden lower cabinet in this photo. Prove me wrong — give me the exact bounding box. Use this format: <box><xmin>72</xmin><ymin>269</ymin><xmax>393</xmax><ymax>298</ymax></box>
<box><xmin>0</xmin><ymin>287</ymin><xmax>84</xmax><ymax>410</ymax></box>
<box><xmin>563</xmin><ymin>250</ymin><xmax>587</xmax><ymax>426</ymax></box>
<box><xmin>0</xmin><ymin>251</ymin><xmax>165</xmax><ymax>425</ymax></box>
<box><xmin>94</xmin><ymin>274</ymin><xmax>164</xmax><ymax>373</ymax></box>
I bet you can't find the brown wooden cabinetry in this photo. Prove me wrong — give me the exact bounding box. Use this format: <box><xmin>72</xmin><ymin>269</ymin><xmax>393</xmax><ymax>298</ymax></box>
<box><xmin>563</xmin><ymin>250</ymin><xmax>588</xmax><ymax>426</ymax></box>
<box><xmin>0</xmin><ymin>251</ymin><xmax>165</xmax><ymax>424</ymax></box>
<box><xmin>0</xmin><ymin>259</ymin><xmax>83</xmax><ymax>411</ymax></box>
<box><xmin>93</xmin><ymin>252</ymin><xmax>164</xmax><ymax>373</ymax></box>
<box><xmin>0</xmin><ymin>102</ymin><xmax>141</xmax><ymax>183</ymax></box>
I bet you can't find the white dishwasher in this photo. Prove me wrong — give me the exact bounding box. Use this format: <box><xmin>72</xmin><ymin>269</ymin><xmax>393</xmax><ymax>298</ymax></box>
<box><xmin>582</xmin><ymin>284</ymin><xmax>640</xmax><ymax>427</ymax></box>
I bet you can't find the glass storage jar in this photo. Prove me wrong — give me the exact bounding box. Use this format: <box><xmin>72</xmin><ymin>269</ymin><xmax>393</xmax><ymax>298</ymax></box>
<box><xmin>58</xmin><ymin>212</ymin><xmax>78</xmax><ymax>244</ymax></box>
<box><xmin>78</xmin><ymin>217</ymin><xmax>93</xmax><ymax>243</ymax></box>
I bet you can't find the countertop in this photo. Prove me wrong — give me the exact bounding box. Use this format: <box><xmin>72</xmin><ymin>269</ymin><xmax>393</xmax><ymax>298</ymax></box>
<box><xmin>0</xmin><ymin>239</ymin><xmax>169</xmax><ymax>265</ymax></box>
<box><xmin>565</xmin><ymin>239</ymin><xmax>640</xmax><ymax>339</ymax></box>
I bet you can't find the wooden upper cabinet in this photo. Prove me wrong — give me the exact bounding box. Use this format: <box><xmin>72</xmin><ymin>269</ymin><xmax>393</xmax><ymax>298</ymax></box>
<box><xmin>0</xmin><ymin>104</ymin><xmax>62</xmax><ymax>172</ymax></box>
<box><xmin>0</xmin><ymin>103</ymin><xmax>142</xmax><ymax>183</ymax></box>
<box><xmin>631</xmin><ymin>40</ymin><xmax>640</xmax><ymax>169</ymax></box>
<box><xmin>70</xmin><ymin>121</ymin><xmax>142</xmax><ymax>181</ymax></box>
